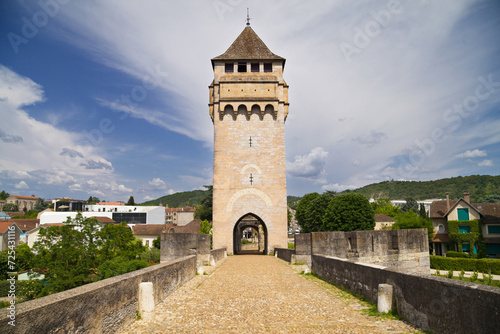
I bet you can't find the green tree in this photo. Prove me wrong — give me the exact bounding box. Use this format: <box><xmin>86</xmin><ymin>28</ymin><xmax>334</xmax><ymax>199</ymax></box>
<box><xmin>126</xmin><ymin>196</ymin><xmax>135</xmax><ymax>205</ymax></box>
<box><xmin>87</xmin><ymin>196</ymin><xmax>100</xmax><ymax>204</ymax></box>
<box><xmin>305</xmin><ymin>194</ymin><xmax>333</xmax><ymax>232</ymax></box>
<box><xmin>2</xmin><ymin>203</ymin><xmax>18</xmax><ymax>212</ymax></box>
<box><xmin>400</xmin><ymin>197</ymin><xmax>419</xmax><ymax>213</ymax></box>
<box><xmin>295</xmin><ymin>192</ymin><xmax>320</xmax><ymax>233</ymax></box>
<box><xmin>199</xmin><ymin>219</ymin><xmax>212</xmax><ymax>235</ymax></box>
<box><xmin>477</xmin><ymin>194</ymin><xmax>500</xmax><ymax>203</ymax></box>
<box><xmin>287</xmin><ymin>208</ymin><xmax>292</xmax><ymax>227</ymax></box>
<box><xmin>371</xmin><ymin>198</ymin><xmax>399</xmax><ymax>218</ymax></box>
<box><xmin>392</xmin><ymin>211</ymin><xmax>433</xmax><ymax>240</ymax></box>
<box><xmin>0</xmin><ymin>190</ymin><xmax>9</xmax><ymax>200</ymax></box>
<box><xmin>34</xmin><ymin>198</ymin><xmax>49</xmax><ymax>212</ymax></box>
<box><xmin>97</xmin><ymin>222</ymin><xmax>145</xmax><ymax>262</ymax></box>
<box><xmin>24</xmin><ymin>210</ymin><xmax>38</xmax><ymax>219</ymax></box>
<box><xmin>418</xmin><ymin>203</ymin><xmax>428</xmax><ymax>219</ymax></box>
<box><xmin>323</xmin><ymin>193</ymin><xmax>375</xmax><ymax>231</ymax></box>
<box><xmin>33</xmin><ymin>213</ymin><xmax>102</xmax><ymax>294</ymax></box>
<box><xmin>96</xmin><ymin>256</ymin><xmax>148</xmax><ymax>280</ymax></box>
<box><xmin>194</xmin><ymin>185</ymin><xmax>213</xmax><ymax>221</ymax></box>
<box><xmin>14</xmin><ymin>243</ymin><xmax>35</xmax><ymax>272</ymax></box>
<box><xmin>153</xmin><ymin>235</ymin><xmax>161</xmax><ymax>249</ymax></box>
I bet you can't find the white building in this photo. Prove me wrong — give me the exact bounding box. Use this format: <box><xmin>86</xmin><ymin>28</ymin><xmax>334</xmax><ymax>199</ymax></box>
<box><xmin>40</xmin><ymin>205</ymin><xmax>165</xmax><ymax>225</ymax></box>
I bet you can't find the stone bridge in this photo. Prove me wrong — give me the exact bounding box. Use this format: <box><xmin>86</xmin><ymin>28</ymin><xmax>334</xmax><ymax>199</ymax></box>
<box><xmin>1</xmin><ymin>230</ymin><xmax>499</xmax><ymax>333</ymax></box>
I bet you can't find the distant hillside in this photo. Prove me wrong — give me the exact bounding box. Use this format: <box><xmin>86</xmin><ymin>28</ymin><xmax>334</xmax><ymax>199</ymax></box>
<box><xmin>142</xmin><ymin>175</ymin><xmax>500</xmax><ymax>207</ymax></box>
<box><xmin>141</xmin><ymin>190</ymin><xmax>208</xmax><ymax>207</ymax></box>
<box><xmin>345</xmin><ymin>175</ymin><xmax>500</xmax><ymax>201</ymax></box>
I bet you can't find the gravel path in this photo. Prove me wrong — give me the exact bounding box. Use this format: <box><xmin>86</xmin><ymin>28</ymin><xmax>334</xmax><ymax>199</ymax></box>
<box><xmin>120</xmin><ymin>255</ymin><xmax>421</xmax><ymax>333</ymax></box>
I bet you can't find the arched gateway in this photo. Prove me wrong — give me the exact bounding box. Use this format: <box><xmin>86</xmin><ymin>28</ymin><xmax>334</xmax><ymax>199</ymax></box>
<box><xmin>209</xmin><ymin>22</ymin><xmax>289</xmax><ymax>255</ymax></box>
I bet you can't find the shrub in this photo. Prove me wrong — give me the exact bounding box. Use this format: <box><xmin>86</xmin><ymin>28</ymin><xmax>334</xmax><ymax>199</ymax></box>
<box><xmin>446</xmin><ymin>250</ymin><xmax>470</xmax><ymax>258</ymax></box>
<box><xmin>430</xmin><ymin>255</ymin><xmax>500</xmax><ymax>275</ymax></box>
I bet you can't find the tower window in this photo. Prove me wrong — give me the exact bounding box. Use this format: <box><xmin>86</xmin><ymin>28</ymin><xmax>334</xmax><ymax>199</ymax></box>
<box><xmin>264</xmin><ymin>63</ymin><xmax>272</xmax><ymax>72</ymax></box>
<box><xmin>251</xmin><ymin>63</ymin><xmax>259</xmax><ymax>72</ymax></box>
<box><xmin>225</xmin><ymin>63</ymin><xmax>234</xmax><ymax>73</ymax></box>
<box><xmin>238</xmin><ymin>62</ymin><xmax>247</xmax><ymax>72</ymax></box>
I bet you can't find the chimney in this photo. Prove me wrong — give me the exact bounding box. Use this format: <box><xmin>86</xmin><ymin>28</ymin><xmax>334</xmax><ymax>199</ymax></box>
<box><xmin>446</xmin><ymin>192</ymin><xmax>450</xmax><ymax>210</ymax></box>
<box><xmin>464</xmin><ymin>191</ymin><xmax>470</xmax><ymax>203</ymax></box>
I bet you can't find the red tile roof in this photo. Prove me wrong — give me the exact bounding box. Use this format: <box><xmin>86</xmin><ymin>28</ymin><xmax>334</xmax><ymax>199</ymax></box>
<box><xmin>430</xmin><ymin>199</ymin><xmax>500</xmax><ymax>223</ymax></box>
<box><xmin>5</xmin><ymin>219</ymin><xmax>39</xmax><ymax>232</ymax></box>
<box><xmin>170</xmin><ymin>219</ymin><xmax>202</xmax><ymax>234</ymax></box>
<box><xmin>132</xmin><ymin>224</ymin><xmax>167</xmax><ymax>235</ymax></box>
<box><xmin>374</xmin><ymin>214</ymin><xmax>396</xmax><ymax>222</ymax></box>
<box><xmin>10</xmin><ymin>195</ymin><xmax>39</xmax><ymax>200</ymax></box>
<box><xmin>0</xmin><ymin>221</ymin><xmax>19</xmax><ymax>234</ymax></box>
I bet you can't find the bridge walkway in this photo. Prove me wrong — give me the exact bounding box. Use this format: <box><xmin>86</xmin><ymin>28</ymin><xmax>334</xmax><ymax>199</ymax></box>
<box><xmin>120</xmin><ymin>255</ymin><xmax>420</xmax><ymax>333</ymax></box>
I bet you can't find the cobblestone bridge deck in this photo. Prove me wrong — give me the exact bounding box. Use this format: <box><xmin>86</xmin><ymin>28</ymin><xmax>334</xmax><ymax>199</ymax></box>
<box><xmin>120</xmin><ymin>255</ymin><xmax>421</xmax><ymax>333</ymax></box>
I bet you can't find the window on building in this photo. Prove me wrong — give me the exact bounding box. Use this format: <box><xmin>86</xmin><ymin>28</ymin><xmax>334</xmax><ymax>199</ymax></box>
<box><xmin>457</xmin><ymin>208</ymin><xmax>469</xmax><ymax>221</ymax></box>
<box><xmin>263</xmin><ymin>63</ymin><xmax>272</xmax><ymax>72</ymax></box>
<box><xmin>488</xmin><ymin>225</ymin><xmax>500</xmax><ymax>234</ymax></box>
<box><xmin>438</xmin><ymin>224</ymin><xmax>445</xmax><ymax>233</ymax></box>
<box><xmin>238</xmin><ymin>62</ymin><xmax>247</xmax><ymax>72</ymax></box>
<box><xmin>251</xmin><ymin>63</ymin><xmax>259</xmax><ymax>72</ymax></box>
<box><xmin>225</xmin><ymin>63</ymin><xmax>234</xmax><ymax>73</ymax></box>
<box><xmin>462</xmin><ymin>243</ymin><xmax>470</xmax><ymax>252</ymax></box>
<box><xmin>459</xmin><ymin>225</ymin><xmax>471</xmax><ymax>233</ymax></box>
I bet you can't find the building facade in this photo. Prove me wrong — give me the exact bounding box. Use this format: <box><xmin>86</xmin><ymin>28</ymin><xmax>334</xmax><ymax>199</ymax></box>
<box><xmin>210</xmin><ymin>24</ymin><xmax>289</xmax><ymax>254</ymax></box>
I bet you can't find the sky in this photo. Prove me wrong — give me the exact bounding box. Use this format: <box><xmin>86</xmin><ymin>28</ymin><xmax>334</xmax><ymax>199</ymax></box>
<box><xmin>0</xmin><ymin>0</ymin><xmax>499</xmax><ymax>203</ymax></box>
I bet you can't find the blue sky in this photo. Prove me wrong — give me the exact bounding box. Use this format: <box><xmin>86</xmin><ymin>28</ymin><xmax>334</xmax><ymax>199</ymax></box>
<box><xmin>0</xmin><ymin>0</ymin><xmax>499</xmax><ymax>202</ymax></box>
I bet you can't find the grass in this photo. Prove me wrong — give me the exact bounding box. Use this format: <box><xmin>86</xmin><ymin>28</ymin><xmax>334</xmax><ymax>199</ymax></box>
<box><xmin>432</xmin><ymin>272</ymin><xmax>500</xmax><ymax>287</ymax></box>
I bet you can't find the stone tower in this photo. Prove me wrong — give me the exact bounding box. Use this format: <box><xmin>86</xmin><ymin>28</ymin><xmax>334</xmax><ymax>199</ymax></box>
<box><xmin>209</xmin><ymin>24</ymin><xmax>289</xmax><ymax>255</ymax></box>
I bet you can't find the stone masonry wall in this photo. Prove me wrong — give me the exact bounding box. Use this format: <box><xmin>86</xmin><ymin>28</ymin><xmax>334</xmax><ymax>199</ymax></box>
<box><xmin>0</xmin><ymin>256</ymin><xmax>196</xmax><ymax>334</ymax></box>
<box><xmin>312</xmin><ymin>255</ymin><xmax>500</xmax><ymax>334</ymax></box>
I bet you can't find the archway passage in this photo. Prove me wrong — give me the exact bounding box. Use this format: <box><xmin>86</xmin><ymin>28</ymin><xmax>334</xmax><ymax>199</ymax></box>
<box><xmin>233</xmin><ymin>213</ymin><xmax>268</xmax><ymax>255</ymax></box>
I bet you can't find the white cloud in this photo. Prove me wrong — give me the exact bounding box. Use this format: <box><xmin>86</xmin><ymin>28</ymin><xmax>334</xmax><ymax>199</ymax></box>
<box><xmin>478</xmin><ymin>159</ymin><xmax>493</xmax><ymax>167</ymax></box>
<box><xmin>455</xmin><ymin>149</ymin><xmax>487</xmax><ymax>159</ymax></box>
<box><xmin>147</xmin><ymin>178</ymin><xmax>168</xmax><ymax>190</ymax></box>
<box><xmin>14</xmin><ymin>181</ymin><xmax>29</xmax><ymax>189</ymax></box>
<box><xmin>287</xmin><ymin>147</ymin><xmax>328</xmax><ymax>181</ymax></box>
<box><xmin>116</xmin><ymin>184</ymin><xmax>133</xmax><ymax>193</ymax></box>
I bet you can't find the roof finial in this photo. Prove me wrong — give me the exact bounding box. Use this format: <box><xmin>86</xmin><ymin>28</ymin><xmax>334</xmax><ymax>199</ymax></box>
<box><xmin>246</xmin><ymin>7</ymin><xmax>251</xmax><ymax>26</ymax></box>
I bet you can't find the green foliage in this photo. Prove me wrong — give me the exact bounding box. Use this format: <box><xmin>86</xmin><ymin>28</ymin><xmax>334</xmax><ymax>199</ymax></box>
<box><xmin>194</xmin><ymin>186</ymin><xmax>213</xmax><ymax>221</ymax></box>
<box><xmin>306</xmin><ymin>194</ymin><xmax>334</xmax><ymax>232</ymax></box>
<box><xmin>24</xmin><ymin>210</ymin><xmax>38</xmax><ymax>219</ymax></box>
<box><xmin>2</xmin><ymin>203</ymin><xmax>18</xmax><ymax>212</ymax></box>
<box><xmin>126</xmin><ymin>196</ymin><xmax>135</xmax><ymax>206</ymax></box>
<box><xmin>31</xmin><ymin>214</ymin><xmax>146</xmax><ymax>298</ymax></box>
<box><xmin>371</xmin><ymin>198</ymin><xmax>399</xmax><ymax>217</ymax></box>
<box><xmin>287</xmin><ymin>208</ymin><xmax>292</xmax><ymax>227</ymax></box>
<box><xmin>476</xmin><ymin>194</ymin><xmax>500</xmax><ymax>203</ymax></box>
<box><xmin>446</xmin><ymin>250</ymin><xmax>470</xmax><ymax>258</ymax></box>
<box><xmin>97</xmin><ymin>222</ymin><xmax>146</xmax><ymax>261</ymax></box>
<box><xmin>153</xmin><ymin>235</ymin><xmax>161</xmax><ymax>249</ymax></box>
<box><xmin>96</xmin><ymin>256</ymin><xmax>148</xmax><ymax>280</ymax></box>
<box><xmin>139</xmin><ymin>247</ymin><xmax>160</xmax><ymax>265</ymax></box>
<box><xmin>288</xmin><ymin>243</ymin><xmax>295</xmax><ymax>249</ymax></box>
<box><xmin>287</xmin><ymin>195</ymin><xmax>302</xmax><ymax>210</ymax></box>
<box><xmin>400</xmin><ymin>197</ymin><xmax>418</xmax><ymax>213</ymax></box>
<box><xmin>295</xmin><ymin>192</ymin><xmax>320</xmax><ymax>233</ymax></box>
<box><xmin>142</xmin><ymin>189</ymin><xmax>209</xmax><ymax>207</ymax></box>
<box><xmin>323</xmin><ymin>193</ymin><xmax>375</xmax><ymax>232</ymax></box>
<box><xmin>14</xmin><ymin>243</ymin><xmax>35</xmax><ymax>272</ymax></box>
<box><xmin>87</xmin><ymin>196</ymin><xmax>100</xmax><ymax>204</ymax></box>
<box><xmin>392</xmin><ymin>211</ymin><xmax>433</xmax><ymax>240</ymax></box>
<box><xmin>430</xmin><ymin>255</ymin><xmax>500</xmax><ymax>274</ymax></box>
<box><xmin>199</xmin><ymin>219</ymin><xmax>212</xmax><ymax>235</ymax></box>
<box><xmin>447</xmin><ymin>220</ymin><xmax>481</xmax><ymax>253</ymax></box>
<box><xmin>0</xmin><ymin>190</ymin><xmax>10</xmax><ymax>200</ymax></box>
<box><xmin>34</xmin><ymin>198</ymin><xmax>49</xmax><ymax>212</ymax></box>
<box><xmin>345</xmin><ymin>175</ymin><xmax>500</xmax><ymax>201</ymax></box>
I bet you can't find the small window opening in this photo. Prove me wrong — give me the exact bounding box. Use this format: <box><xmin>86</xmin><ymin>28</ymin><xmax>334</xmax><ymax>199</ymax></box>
<box><xmin>264</xmin><ymin>63</ymin><xmax>272</xmax><ymax>72</ymax></box>
<box><xmin>225</xmin><ymin>63</ymin><xmax>234</xmax><ymax>73</ymax></box>
<box><xmin>238</xmin><ymin>62</ymin><xmax>247</xmax><ymax>72</ymax></box>
<box><xmin>251</xmin><ymin>63</ymin><xmax>259</xmax><ymax>72</ymax></box>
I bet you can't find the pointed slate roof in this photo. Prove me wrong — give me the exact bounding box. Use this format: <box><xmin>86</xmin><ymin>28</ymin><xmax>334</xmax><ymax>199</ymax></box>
<box><xmin>212</xmin><ymin>26</ymin><xmax>285</xmax><ymax>64</ymax></box>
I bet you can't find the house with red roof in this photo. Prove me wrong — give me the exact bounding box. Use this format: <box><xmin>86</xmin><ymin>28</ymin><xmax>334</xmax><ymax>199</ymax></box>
<box><xmin>429</xmin><ymin>192</ymin><xmax>500</xmax><ymax>257</ymax></box>
<box><xmin>0</xmin><ymin>221</ymin><xmax>22</xmax><ymax>251</ymax></box>
<box><xmin>5</xmin><ymin>195</ymin><xmax>39</xmax><ymax>212</ymax></box>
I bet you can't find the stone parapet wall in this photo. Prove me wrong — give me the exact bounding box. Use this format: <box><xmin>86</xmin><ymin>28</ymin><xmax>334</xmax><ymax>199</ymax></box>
<box><xmin>0</xmin><ymin>256</ymin><xmax>196</xmax><ymax>334</ymax></box>
<box><xmin>312</xmin><ymin>254</ymin><xmax>500</xmax><ymax>334</ymax></box>
<box><xmin>210</xmin><ymin>247</ymin><xmax>227</xmax><ymax>264</ymax></box>
<box><xmin>274</xmin><ymin>247</ymin><xmax>295</xmax><ymax>262</ymax></box>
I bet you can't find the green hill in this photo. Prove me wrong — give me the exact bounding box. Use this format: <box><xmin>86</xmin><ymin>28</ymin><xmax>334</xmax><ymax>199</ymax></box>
<box><xmin>141</xmin><ymin>175</ymin><xmax>500</xmax><ymax>207</ymax></box>
<box><xmin>141</xmin><ymin>190</ymin><xmax>208</xmax><ymax>207</ymax></box>
<box><xmin>343</xmin><ymin>175</ymin><xmax>500</xmax><ymax>201</ymax></box>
